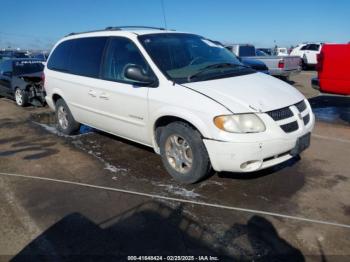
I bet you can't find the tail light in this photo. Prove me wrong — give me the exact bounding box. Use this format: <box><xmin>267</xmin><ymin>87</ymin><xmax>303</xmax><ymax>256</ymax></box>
<box><xmin>278</xmin><ymin>60</ymin><xmax>285</xmax><ymax>69</ymax></box>
<box><xmin>41</xmin><ymin>72</ymin><xmax>46</xmax><ymax>90</ymax></box>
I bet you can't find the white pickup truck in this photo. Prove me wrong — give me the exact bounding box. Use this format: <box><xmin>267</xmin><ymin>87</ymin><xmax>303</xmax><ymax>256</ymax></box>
<box><xmin>226</xmin><ymin>44</ymin><xmax>301</xmax><ymax>78</ymax></box>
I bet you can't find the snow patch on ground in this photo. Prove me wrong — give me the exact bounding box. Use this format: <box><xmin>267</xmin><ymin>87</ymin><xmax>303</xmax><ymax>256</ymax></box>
<box><xmin>156</xmin><ymin>183</ymin><xmax>201</xmax><ymax>198</ymax></box>
<box><xmin>33</xmin><ymin>122</ymin><xmax>91</xmax><ymax>138</ymax></box>
<box><xmin>33</xmin><ymin>121</ymin><xmax>128</xmax><ymax>177</ymax></box>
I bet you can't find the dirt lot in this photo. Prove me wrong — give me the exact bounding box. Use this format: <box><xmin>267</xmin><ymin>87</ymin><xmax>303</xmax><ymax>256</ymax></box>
<box><xmin>0</xmin><ymin>71</ymin><xmax>349</xmax><ymax>261</ymax></box>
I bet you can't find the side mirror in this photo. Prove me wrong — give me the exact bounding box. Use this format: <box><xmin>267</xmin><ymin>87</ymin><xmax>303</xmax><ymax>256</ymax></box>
<box><xmin>124</xmin><ymin>65</ymin><xmax>156</xmax><ymax>86</ymax></box>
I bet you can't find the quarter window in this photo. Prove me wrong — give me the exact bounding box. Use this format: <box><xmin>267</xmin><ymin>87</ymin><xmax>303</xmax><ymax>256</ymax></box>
<box><xmin>308</xmin><ymin>44</ymin><xmax>320</xmax><ymax>51</ymax></box>
<box><xmin>69</xmin><ymin>37</ymin><xmax>107</xmax><ymax>78</ymax></box>
<box><xmin>47</xmin><ymin>40</ymin><xmax>74</xmax><ymax>72</ymax></box>
<box><xmin>47</xmin><ymin>37</ymin><xmax>108</xmax><ymax>78</ymax></box>
<box><xmin>101</xmin><ymin>37</ymin><xmax>151</xmax><ymax>83</ymax></box>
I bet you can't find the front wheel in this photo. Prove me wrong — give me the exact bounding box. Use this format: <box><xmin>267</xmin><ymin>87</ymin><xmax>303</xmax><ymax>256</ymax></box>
<box><xmin>14</xmin><ymin>88</ymin><xmax>28</xmax><ymax>107</ymax></box>
<box><xmin>55</xmin><ymin>98</ymin><xmax>80</xmax><ymax>135</ymax></box>
<box><xmin>159</xmin><ymin>122</ymin><xmax>211</xmax><ymax>184</ymax></box>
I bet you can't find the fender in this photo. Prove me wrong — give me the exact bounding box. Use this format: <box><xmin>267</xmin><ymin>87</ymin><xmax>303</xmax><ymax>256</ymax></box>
<box><xmin>150</xmin><ymin>106</ymin><xmax>216</xmax><ymax>153</ymax></box>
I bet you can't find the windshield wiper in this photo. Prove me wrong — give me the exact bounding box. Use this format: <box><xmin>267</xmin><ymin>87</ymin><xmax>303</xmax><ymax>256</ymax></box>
<box><xmin>187</xmin><ymin>63</ymin><xmax>249</xmax><ymax>82</ymax></box>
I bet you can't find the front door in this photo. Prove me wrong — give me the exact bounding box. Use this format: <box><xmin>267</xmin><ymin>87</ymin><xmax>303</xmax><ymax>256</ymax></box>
<box><xmin>94</xmin><ymin>37</ymin><xmax>154</xmax><ymax>145</ymax></box>
<box><xmin>0</xmin><ymin>60</ymin><xmax>13</xmax><ymax>96</ymax></box>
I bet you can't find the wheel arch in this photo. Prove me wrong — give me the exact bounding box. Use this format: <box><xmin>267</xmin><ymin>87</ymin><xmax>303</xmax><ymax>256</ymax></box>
<box><xmin>152</xmin><ymin>112</ymin><xmax>212</xmax><ymax>154</ymax></box>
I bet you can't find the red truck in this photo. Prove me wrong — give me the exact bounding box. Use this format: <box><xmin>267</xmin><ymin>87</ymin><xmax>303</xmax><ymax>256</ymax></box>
<box><xmin>312</xmin><ymin>43</ymin><xmax>350</xmax><ymax>95</ymax></box>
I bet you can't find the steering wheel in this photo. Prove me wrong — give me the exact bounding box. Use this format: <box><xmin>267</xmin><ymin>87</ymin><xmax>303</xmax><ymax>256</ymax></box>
<box><xmin>189</xmin><ymin>57</ymin><xmax>206</xmax><ymax>65</ymax></box>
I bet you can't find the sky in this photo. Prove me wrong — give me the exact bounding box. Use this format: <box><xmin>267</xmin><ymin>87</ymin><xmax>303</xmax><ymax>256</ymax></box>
<box><xmin>0</xmin><ymin>0</ymin><xmax>349</xmax><ymax>50</ymax></box>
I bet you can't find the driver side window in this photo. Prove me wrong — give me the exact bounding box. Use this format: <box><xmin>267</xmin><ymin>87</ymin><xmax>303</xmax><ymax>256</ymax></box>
<box><xmin>101</xmin><ymin>37</ymin><xmax>151</xmax><ymax>84</ymax></box>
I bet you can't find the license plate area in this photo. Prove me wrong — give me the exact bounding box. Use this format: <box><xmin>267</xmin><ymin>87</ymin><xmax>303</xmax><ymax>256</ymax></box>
<box><xmin>291</xmin><ymin>133</ymin><xmax>311</xmax><ymax>156</ymax></box>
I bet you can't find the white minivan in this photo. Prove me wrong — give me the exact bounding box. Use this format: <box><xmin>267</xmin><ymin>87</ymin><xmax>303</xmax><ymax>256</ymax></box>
<box><xmin>44</xmin><ymin>26</ymin><xmax>315</xmax><ymax>184</ymax></box>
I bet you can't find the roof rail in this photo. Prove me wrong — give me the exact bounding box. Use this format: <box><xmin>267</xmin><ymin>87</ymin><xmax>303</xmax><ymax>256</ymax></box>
<box><xmin>105</xmin><ymin>26</ymin><xmax>166</xmax><ymax>31</ymax></box>
<box><xmin>65</xmin><ymin>26</ymin><xmax>168</xmax><ymax>37</ymax></box>
<box><xmin>65</xmin><ymin>29</ymin><xmax>112</xmax><ymax>37</ymax></box>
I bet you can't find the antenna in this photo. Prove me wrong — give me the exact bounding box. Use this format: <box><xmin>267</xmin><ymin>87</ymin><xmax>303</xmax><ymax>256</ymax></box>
<box><xmin>161</xmin><ymin>0</ymin><xmax>168</xmax><ymax>29</ymax></box>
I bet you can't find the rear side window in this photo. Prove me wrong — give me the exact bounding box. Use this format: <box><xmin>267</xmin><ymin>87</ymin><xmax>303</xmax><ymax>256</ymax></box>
<box><xmin>300</xmin><ymin>45</ymin><xmax>308</xmax><ymax>51</ymax></box>
<box><xmin>47</xmin><ymin>40</ymin><xmax>74</xmax><ymax>71</ymax></box>
<box><xmin>308</xmin><ymin>44</ymin><xmax>320</xmax><ymax>51</ymax></box>
<box><xmin>70</xmin><ymin>37</ymin><xmax>107</xmax><ymax>78</ymax></box>
<box><xmin>48</xmin><ymin>37</ymin><xmax>107</xmax><ymax>78</ymax></box>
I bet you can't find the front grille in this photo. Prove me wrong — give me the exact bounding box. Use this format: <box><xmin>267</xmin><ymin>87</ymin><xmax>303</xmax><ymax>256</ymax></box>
<box><xmin>280</xmin><ymin>121</ymin><xmax>299</xmax><ymax>133</ymax></box>
<box><xmin>295</xmin><ymin>100</ymin><xmax>307</xmax><ymax>112</ymax></box>
<box><xmin>303</xmin><ymin>114</ymin><xmax>310</xmax><ymax>125</ymax></box>
<box><xmin>267</xmin><ymin>100</ymin><xmax>309</xmax><ymax>133</ymax></box>
<box><xmin>267</xmin><ymin>107</ymin><xmax>293</xmax><ymax>121</ymax></box>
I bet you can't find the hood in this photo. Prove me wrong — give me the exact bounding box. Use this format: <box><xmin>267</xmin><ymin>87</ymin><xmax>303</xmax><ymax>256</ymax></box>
<box><xmin>183</xmin><ymin>72</ymin><xmax>305</xmax><ymax>113</ymax></box>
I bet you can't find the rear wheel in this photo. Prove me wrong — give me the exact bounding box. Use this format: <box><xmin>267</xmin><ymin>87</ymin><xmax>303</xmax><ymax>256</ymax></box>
<box><xmin>55</xmin><ymin>98</ymin><xmax>80</xmax><ymax>135</ymax></box>
<box><xmin>14</xmin><ymin>88</ymin><xmax>28</xmax><ymax>107</ymax></box>
<box><xmin>302</xmin><ymin>56</ymin><xmax>308</xmax><ymax>70</ymax></box>
<box><xmin>159</xmin><ymin>122</ymin><xmax>211</xmax><ymax>184</ymax></box>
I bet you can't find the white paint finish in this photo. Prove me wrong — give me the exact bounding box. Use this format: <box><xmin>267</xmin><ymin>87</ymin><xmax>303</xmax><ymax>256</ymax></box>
<box><xmin>184</xmin><ymin>72</ymin><xmax>305</xmax><ymax>112</ymax></box>
<box><xmin>290</xmin><ymin>43</ymin><xmax>323</xmax><ymax>66</ymax></box>
<box><xmin>44</xmin><ymin>29</ymin><xmax>314</xmax><ymax>173</ymax></box>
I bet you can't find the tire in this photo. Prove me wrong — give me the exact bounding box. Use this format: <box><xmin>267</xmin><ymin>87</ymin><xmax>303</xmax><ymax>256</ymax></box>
<box><xmin>14</xmin><ymin>88</ymin><xmax>28</xmax><ymax>107</ymax></box>
<box><xmin>302</xmin><ymin>56</ymin><xmax>308</xmax><ymax>70</ymax></box>
<box><xmin>55</xmin><ymin>98</ymin><xmax>80</xmax><ymax>135</ymax></box>
<box><xmin>159</xmin><ymin>121</ymin><xmax>211</xmax><ymax>184</ymax></box>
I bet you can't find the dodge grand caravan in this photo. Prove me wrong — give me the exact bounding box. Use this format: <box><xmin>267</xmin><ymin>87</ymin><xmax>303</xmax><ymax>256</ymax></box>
<box><xmin>44</xmin><ymin>26</ymin><xmax>315</xmax><ymax>184</ymax></box>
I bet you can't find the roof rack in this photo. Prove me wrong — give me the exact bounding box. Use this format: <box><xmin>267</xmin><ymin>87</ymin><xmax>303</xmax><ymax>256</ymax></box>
<box><xmin>65</xmin><ymin>26</ymin><xmax>167</xmax><ymax>37</ymax></box>
<box><xmin>105</xmin><ymin>26</ymin><xmax>166</xmax><ymax>31</ymax></box>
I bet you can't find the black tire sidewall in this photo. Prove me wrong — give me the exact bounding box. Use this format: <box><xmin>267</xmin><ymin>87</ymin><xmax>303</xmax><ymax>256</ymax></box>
<box><xmin>159</xmin><ymin>122</ymin><xmax>211</xmax><ymax>184</ymax></box>
<box><xmin>55</xmin><ymin>98</ymin><xmax>80</xmax><ymax>135</ymax></box>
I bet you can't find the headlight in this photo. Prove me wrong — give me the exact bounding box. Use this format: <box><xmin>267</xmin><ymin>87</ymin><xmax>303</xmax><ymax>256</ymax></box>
<box><xmin>214</xmin><ymin>114</ymin><xmax>266</xmax><ymax>133</ymax></box>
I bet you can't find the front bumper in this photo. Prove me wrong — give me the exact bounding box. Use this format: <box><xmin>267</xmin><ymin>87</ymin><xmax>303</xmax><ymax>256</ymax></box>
<box><xmin>311</xmin><ymin>77</ymin><xmax>320</xmax><ymax>91</ymax></box>
<box><xmin>203</xmin><ymin>112</ymin><xmax>315</xmax><ymax>173</ymax></box>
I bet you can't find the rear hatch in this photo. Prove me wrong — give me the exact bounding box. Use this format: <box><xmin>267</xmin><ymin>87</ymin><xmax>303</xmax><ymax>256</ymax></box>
<box><xmin>283</xmin><ymin>56</ymin><xmax>301</xmax><ymax>70</ymax></box>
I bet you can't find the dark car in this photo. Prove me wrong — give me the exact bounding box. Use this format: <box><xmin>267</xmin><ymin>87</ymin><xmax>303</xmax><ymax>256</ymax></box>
<box><xmin>31</xmin><ymin>52</ymin><xmax>49</xmax><ymax>61</ymax></box>
<box><xmin>0</xmin><ymin>50</ymin><xmax>28</xmax><ymax>60</ymax></box>
<box><xmin>257</xmin><ymin>48</ymin><xmax>273</xmax><ymax>56</ymax></box>
<box><xmin>239</xmin><ymin>57</ymin><xmax>269</xmax><ymax>74</ymax></box>
<box><xmin>0</xmin><ymin>58</ymin><xmax>45</xmax><ymax>106</ymax></box>
<box><xmin>208</xmin><ymin>40</ymin><xmax>269</xmax><ymax>74</ymax></box>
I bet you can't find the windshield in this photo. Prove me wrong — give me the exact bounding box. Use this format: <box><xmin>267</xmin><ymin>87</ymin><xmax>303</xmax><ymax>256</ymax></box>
<box><xmin>138</xmin><ymin>33</ymin><xmax>254</xmax><ymax>83</ymax></box>
<box><xmin>13</xmin><ymin>60</ymin><xmax>44</xmax><ymax>75</ymax></box>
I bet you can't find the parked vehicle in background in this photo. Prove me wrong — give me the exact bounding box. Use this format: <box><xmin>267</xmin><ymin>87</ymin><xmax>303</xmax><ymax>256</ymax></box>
<box><xmin>44</xmin><ymin>27</ymin><xmax>314</xmax><ymax>184</ymax></box>
<box><xmin>31</xmin><ymin>52</ymin><xmax>49</xmax><ymax>61</ymax></box>
<box><xmin>257</xmin><ymin>48</ymin><xmax>272</xmax><ymax>55</ymax></box>
<box><xmin>226</xmin><ymin>44</ymin><xmax>301</xmax><ymax>78</ymax></box>
<box><xmin>0</xmin><ymin>58</ymin><xmax>45</xmax><ymax>106</ymax></box>
<box><xmin>209</xmin><ymin>40</ymin><xmax>269</xmax><ymax>74</ymax></box>
<box><xmin>290</xmin><ymin>43</ymin><xmax>323</xmax><ymax>68</ymax></box>
<box><xmin>312</xmin><ymin>43</ymin><xmax>350</xmax><ymax>95</ymax></box>
<box><xmin>0</xmin><ymin>50</ymin><xmax>28</xmax><ymax>60</ymax></box>
<box><xmin>239</xmin><ymin>57</ymin><xmax>269</xmax><ymax>74</ymax></box>
<box><xmin>275</xmin><ymin>47</ymin><xmax>289</xmax><ymax>56</ymax></box>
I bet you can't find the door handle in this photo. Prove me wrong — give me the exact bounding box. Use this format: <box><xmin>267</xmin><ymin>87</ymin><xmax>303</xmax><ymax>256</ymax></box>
<box><xmin>88</xmin><ymin>90</ymin><xmax>97</xmax><ymax>97</ymax></box>
<box><xmin>99</xmin><ymin>93</ymin><xmax>109</xmax><ymax>100</ymax></box>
